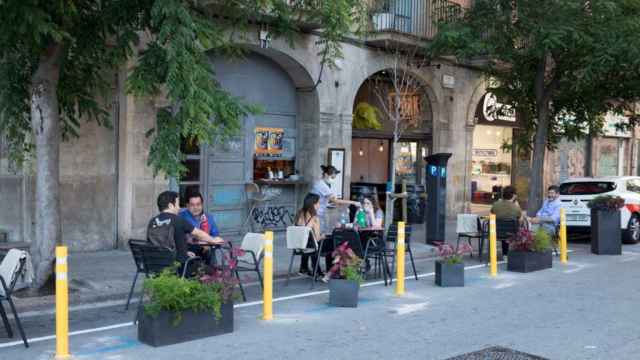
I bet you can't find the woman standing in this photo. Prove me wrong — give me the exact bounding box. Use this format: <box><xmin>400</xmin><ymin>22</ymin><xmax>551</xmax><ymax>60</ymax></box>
<box><xmin>294</xmin><ymin>194</ymin><xmax>324</xmax><ymax>277</ymax></box>
<box><xmin>310</xmin><ymin>165</ymin><xmax>361</xmax><ymax>234</ymax></box>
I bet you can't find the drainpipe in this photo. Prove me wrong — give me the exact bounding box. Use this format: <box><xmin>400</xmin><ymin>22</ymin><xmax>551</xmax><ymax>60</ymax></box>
<box><xmin>585</xmin><ymin>129</ymin><xmax>593</xmax><ymax>177</ymax></box>
<box><xmin>113</xmin><ymin>73</ymin><xmax>120</xmax><ymax>249</ymax></box>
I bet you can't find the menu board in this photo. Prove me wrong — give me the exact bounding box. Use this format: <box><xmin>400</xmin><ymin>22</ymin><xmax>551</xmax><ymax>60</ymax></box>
<box><xmin>255</xmin><ymin>127</ymin><xmax>284</xmax><ymax>157</ymax></box>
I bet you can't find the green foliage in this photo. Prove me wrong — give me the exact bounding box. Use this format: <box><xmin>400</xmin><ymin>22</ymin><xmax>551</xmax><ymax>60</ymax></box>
<box><xmin>533</xmin><ymin>228</ymin><xmax>551</xmax><ymax>253</ymax></box>
<box><xmin>342</xmin><ymin>262</ymin><xmax>363</xmax><ymax>284</ymax></box>
<box><xmin>427</xmin><ymin>0</ymin><xmax>640</xmax><ymax>153</ymax></box>
<box><xmin>353</xmin><ymin>102</ymin><xmax>383</xmax><ymax>130</ymax></box>
<box><xmin>143</xmin><ymin>266</ymin><xmax>223</xmax><ymax>326</ymax></box>
<box><xmin>0</xmin><ymin>0</ymin><xmax>368</xmax><ymax>179</ymax></box>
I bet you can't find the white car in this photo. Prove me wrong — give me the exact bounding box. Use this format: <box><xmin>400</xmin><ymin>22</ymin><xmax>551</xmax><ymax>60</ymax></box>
<box><xmin>558</xmin><ymin>176</ymin><xmax>640</xmax><ymax>243</ymax></box>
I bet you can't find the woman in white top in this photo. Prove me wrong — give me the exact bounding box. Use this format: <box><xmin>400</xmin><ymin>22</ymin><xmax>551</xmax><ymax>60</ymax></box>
<box><xmin>310</xmin><ymin>165</ymin><xmax>361</xmax><ymax>235</ymax></box>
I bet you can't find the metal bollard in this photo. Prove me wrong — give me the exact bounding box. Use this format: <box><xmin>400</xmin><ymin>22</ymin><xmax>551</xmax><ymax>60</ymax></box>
<box><xmin>560</xmin><ymin>208</ymin><xmax>568</xmax><ymax>263</ymax></box>
<box><xmin>55</xmin><ymin>246</ymin><xmax>71</xmax><ymax>359</ymax></box>
<box><xmin>263</xmin><ymin>231</ymin><xmax>273</xmax><ymax>320</ymax></box>
<box><xmin>489</xmin><ymin>214</ymin><xmax>497</xmax><ymax>277</ymax></box>
<box><xmin>395</xmin><ymin>222</ymin><xmax>405</xmax><ymax>295</ymax></box>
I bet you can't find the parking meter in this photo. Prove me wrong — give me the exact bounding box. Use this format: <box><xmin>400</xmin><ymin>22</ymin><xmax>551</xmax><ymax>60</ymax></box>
<box><xmin>425</xmin><ymin>153</ymin><xmax>452</xmax><ymax>244</ymax></box>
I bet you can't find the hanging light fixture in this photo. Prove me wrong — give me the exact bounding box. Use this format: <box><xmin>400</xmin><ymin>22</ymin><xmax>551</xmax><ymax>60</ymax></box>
<box><xmin>379</xmin><ymin>141</ymin><xmax>384</xmax><ymax>152</ymax></box>
<box><xmin>358</xmin><ymin>148</ymin><xmax>364</xmax><ymax>156</ymax></box>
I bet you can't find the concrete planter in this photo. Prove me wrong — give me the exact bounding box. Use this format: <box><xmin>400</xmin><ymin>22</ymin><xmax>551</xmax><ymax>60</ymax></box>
<box><xmin>591</xmin><ymin>209</ymin><xmax>622</xmax><ymax>255</ymax></box>
<box><xmin>329</xmin><ymin>279</ymin><xmax>359</xmax><ymax>308</ymax></box>
<box><xmin>507</xmin><ymin>251</ymin><xmax>552</xmax><ymax>273</ymax></box>
<box><xmin>138</xmin><ymin>302</ymin><xmax>233</xmax><ymax>347</ymax></box>
<box><xmin>435</xmin><ymin>260</ymin><xmax>464</xmax><ymax>287</ymax></box>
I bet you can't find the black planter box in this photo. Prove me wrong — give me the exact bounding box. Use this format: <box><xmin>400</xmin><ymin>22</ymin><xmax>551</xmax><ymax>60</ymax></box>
<box><xmin>435</xmin><ymin>260</ymin><xmax>464</xmax><ymax>287</ymax></box>
<box><xmin>591</xmin><ymin>209</ymin><xmax>622</xmax><ymax>255</ymax></box>
<box><xmin>138</xmin><ymin>302</ymin><xmax>233</xmax><ymax>347</ymax></box>
<box><xmin>329</xmin><ymin>279</ymin><xmax>359</xmax><ymax>307</ymax></box>
<box><xmin>507</xmin><ymin>251</ymin><xmax>552</xmax><ymax>273</ymax></box>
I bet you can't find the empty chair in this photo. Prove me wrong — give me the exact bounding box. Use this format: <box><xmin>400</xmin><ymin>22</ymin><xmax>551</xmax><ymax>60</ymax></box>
<box><xmin>384</xmin><ymin>224</ymin><xmax>418</xmax><ymax>284</ymax></box>
<box><xmin>235</xmin><ymin>233</ymin><xmax>265</xmax><ymax>302</ymax></box>
<box><xmin>361</xmin><ymin>231</ymin><xmax>391</xmax><ymax>285</ymax></box>
<box><xmin>0</xmin><ymin>249</ymin><xmax>29</xmax><ymax>347</ymax></box>
<box><xmin>125</xmin><ymin>239</ymin><xmax>147</xmax><ymax>311</ymax></box>
<box><xmin>456</xmin><ymin>214</ymin><xmax>486</xmax><ymax>258</ymax></box>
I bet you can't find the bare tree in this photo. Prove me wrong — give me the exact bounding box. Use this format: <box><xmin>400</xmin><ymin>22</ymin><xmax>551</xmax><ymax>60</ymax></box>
<box><xmin>369</xmin><ymin>44</ymin><xmax>430</xmax><ymax>231</ymax></box>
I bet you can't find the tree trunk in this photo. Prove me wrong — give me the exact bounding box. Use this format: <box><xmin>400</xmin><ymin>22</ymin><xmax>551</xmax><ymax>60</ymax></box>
<box><xmin>527</xmin><ymin>56</ymin><xmax>552</xmax><ymax>216</ymax></box>
<box><xmin>30</xmin><ymin>43</ymin><xmax>63</xmax><ymax>288</ymax></box>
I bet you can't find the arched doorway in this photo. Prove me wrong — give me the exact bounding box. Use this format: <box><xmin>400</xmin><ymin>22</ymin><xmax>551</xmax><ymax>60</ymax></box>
<box><xmin>179</xmin><ymin>50</ymin><xmax>319</xmax><ymax>234</ymax></box>
<box><xmin>349</xmin><ymin>69</ymin><xmax>433</xmax><ymax>220</ymax></box>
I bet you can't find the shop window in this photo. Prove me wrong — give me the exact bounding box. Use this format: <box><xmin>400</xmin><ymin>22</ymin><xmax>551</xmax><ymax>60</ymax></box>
<box><xmin>395</xmin><ymin>142</ymin><xmax>419</xmax><ymax>184</ymax></box>
<box><xmin>179</xmin><ymin>137</ymin><xmax>202</xmax><ymax>207</ymax></box>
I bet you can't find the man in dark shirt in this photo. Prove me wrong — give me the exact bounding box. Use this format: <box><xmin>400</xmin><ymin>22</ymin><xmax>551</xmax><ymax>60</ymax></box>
<box><xmin>148</xmin><ymin>191</ymin><xmax>223</xmax><ymax>263</ymax></box>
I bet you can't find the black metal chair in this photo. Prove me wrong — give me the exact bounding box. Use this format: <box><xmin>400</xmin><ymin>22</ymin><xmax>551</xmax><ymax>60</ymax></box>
<box><xmin>135</xmin><ymin>244</ymin><xmax>200</xmax><ymax>321</ymax></box>
<box><xmin>332</xmin><ymin>228</ymin><xmax>364</xmax><ymax>258</ymax></box>
<box><xmin>384</xmin><ymin>224</ymin><xmax>418</xmax><ymax>284</ymax></box>
<box><xmin>125</xmin><ymin>239</ymin><xmax>147</xmax><ymax>311</ymax></box>
<box><xmin>495</xmin><ymin>218</ymin><xmax>519</xmax><ymax>258</ymax></box>
<box><xmin>361</xmin><ymin>231</ymin><xmax>392</xmax><ymax>285</ymax></box>
<box><xmin>0</xmin><ymin>251</ymin><xmax>28</xmax><ymax>347</ymax></box>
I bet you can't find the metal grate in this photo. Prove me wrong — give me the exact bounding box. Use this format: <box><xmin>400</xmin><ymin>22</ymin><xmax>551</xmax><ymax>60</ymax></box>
<box><xmin>445</xmin><ymin>346</ymin><xmax>550</xmax><ymax>360</ymax></box>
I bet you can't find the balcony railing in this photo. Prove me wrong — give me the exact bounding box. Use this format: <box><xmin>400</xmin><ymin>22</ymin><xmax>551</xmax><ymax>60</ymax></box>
<box><xmin>369</xmin><ymin>0</ymin><xmax>465</xmax><ymax>40</ymax></box>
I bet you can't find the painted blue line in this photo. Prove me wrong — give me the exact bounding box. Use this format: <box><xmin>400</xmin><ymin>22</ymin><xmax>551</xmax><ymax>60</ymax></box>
<box><xmin>75</xmin><ymin>336</ymin><xmax>141</xmax><ymax>357</ymax></box>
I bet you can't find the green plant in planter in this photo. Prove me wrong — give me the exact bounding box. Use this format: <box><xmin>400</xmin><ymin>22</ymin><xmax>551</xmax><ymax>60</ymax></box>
<box><xmin>144</xmin><ymin>247</ymin><xmax>243</xmax><ymax>326</ymax></box>
<box><xmin>327</xmin><ymin>242</ymin><xmax>363</xmax><ymax>283</ymax></box>
<box><xmin>353</xmin><ymin>102</ymin><xmax>383</xmax><ymax>130</ymax></box>
<box><xmin>510</xmin><ymin>228</ymin><xmax>552</xmax><ymax>252</ymax></box>
<box><xmin>435</xmin><ymin>242</ymin><xmax>472</xmax><ymax>265</ymax></box>
<box><xmin>587</xmin><ymin>195</ymin><xmax>625</xmax><ymax>212</ymax></box>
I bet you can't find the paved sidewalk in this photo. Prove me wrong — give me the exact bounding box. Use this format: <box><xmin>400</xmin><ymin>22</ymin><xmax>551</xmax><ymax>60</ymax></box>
<box><xmin>12</xmin><ymin>221</ymin><xmax>463</xmax><ymax>313</ymax></box>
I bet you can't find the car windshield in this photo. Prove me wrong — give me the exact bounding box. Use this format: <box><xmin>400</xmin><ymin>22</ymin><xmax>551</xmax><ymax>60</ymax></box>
<box><xmin>559</xmin><ymin>181</ymin><xmax>616</xmax><ymax>195</ymax></box>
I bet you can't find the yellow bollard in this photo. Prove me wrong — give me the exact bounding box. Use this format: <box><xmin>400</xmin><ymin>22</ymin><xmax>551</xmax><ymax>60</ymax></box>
<box><xmin>560</xmin><ymin>208</ymin><xmax>568</xmax><ymax>263</ymax></box>
<box><xmin>395</xmin><ymin>222</ymin><xmax>405</xmax><ymax>296</ymax></box>
<box><xmin>262</xmin><ymin>231</ymin><xmax>273</xmax><ymax>320</ymax></box>
<box><xmin>489</xmin><ymin>214</ymin><xmax>497</xmax><ymax>277</ymax></box>
<box><xmin>55</xmin><ymin>246</ymin><xmax>71</xmax><ymax>359</ymax></box>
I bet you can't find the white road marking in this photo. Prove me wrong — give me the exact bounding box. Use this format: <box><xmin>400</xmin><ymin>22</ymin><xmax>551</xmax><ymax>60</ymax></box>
<box><xmin>392</xmin><ymin>301</ymin><xmax>430</xmax><ymax>315</ymax></box>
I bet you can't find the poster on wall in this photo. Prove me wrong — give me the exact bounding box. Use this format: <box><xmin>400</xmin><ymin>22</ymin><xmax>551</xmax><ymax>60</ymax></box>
<box><xmin>328</xmin><ymin>148</ymin><xmax>345</xmax><ymax>199</ymax></box>
<box><xmin>255</xmin><ymin>127</ymin><xmax>284</xmax><ymax>157</ymax></box>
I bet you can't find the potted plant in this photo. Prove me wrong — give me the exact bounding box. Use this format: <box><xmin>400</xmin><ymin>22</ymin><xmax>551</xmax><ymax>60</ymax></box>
<box><xmin>138</xmin><ymin>248</ymin><xmax>243</xmax><ymax>347</ymax></box>
<box><xmin>588</xmin><ymin>195</ymin><xmax>624</xmax><ymax>255</ymax></box>
<box><xmin>327</xmin><ymin>242</ymin><xmax>363</xmax><ymax>308</ymax></box>
<box><xmin>507</xmin><ymin>227</ymin><xmax>553</xmax><ymax>273</ymax></box>
<box><xmin>434</xmin><ymin>243</ymin><xmax>472</xmax><ymax>287</ymax></box>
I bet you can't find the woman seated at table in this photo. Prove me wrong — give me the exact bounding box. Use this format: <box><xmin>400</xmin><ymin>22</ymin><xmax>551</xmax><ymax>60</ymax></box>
<box><xmin>294</xmin><ymin>193</ymin><xmax>325</xmax><ymax>277</ymax></box>
<box><xmin>361</xmin><ymin>195</ymin><xmax>384</xmax><ymax>228</ymax></box>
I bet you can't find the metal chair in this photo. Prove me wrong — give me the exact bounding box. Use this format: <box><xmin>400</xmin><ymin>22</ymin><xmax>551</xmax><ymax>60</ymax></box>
<box><xmin>496</xmin><ymin>218</ymin><xmax>520</xmax><ymax>258</ymax></box>
<box><xmin>235</xmin><ymin>233</ymin><xmax>265</xmax><ymax>302</ymax></box>
<box><xmin>361</xmin><ymin>231</ymin><xmax>392</xmax><ymax>285</ymax></box>
<box><xmin>135</xmin><ymin>244</ymin><xmax>200</xmax><ymax>322</ymax></box>
<box><xmin>384</xmin><ymin>224</ymin><xmax>418</xmax><ymax>284</ymax></box>
<box><xmin>456</xmin><ymin>214</ymin><xmax>486</xmax><ymax>258</ymax></box>
<box><xmin>0</xmin><ymin>249</ymin><xmax>29</xmax><ymax>347</ymax></box>
<box><xmin>125</xmin><ymin>239</ymin><xmax>147</xmax><ymax>311</ymax></box>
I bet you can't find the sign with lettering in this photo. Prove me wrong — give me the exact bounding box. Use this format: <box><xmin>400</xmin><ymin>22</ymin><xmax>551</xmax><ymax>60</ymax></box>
<box><xmin>475</xmin><ymin>93</ymin><xmax>518</xmax><ymax>127</ymax></box>
<box><xmin>255</xmin><ymin>127</ymin><xmax>284</xmax><ymax>156</ymax></box>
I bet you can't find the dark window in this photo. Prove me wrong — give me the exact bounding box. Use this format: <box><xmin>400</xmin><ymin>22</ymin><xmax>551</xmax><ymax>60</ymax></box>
<box><xmin>179</xmin><ymin>137</ymin><xmax>202</xmax><ymax>207</ymax></box>
<box><xmin>559</xmin><ymin>182</ymin><xmax>616</xmax><ymax>195</ymax></box>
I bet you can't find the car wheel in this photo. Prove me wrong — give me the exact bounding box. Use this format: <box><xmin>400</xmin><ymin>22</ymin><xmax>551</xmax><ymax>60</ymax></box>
<box><xmin>623</xmin><ymin>214</ymin><xmax>640</xmax><ymax>244</ymax></box>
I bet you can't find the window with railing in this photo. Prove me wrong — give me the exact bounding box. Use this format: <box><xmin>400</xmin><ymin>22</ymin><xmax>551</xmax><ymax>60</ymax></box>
<box><xmin>369</xmin><ymin>0</ymin><xmax>464</xmax><ymax>39</ymax></box>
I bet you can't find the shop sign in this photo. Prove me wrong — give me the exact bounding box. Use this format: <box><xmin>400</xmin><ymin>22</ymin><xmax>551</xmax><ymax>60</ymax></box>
<box><xmin>475</xmin><ymin>93</ymin><xmax>518</xmax><ymax>127</ymax></box>
<box><xmin>473</xmin><ymin>149</ymin><xmax>498</xmax><ymax>157</ymax></box>
<box><xmin>255</xmin><ymin>127</ymin><xmax>284</xmax><ymax>157</ymax></box>
<box><xmin>603</xmin><ymin>113</ymin><xmax>632</xmax><ymax>138</ymax></box>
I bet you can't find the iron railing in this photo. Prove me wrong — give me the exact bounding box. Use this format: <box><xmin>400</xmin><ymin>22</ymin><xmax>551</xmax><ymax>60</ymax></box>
<box><xmin>370</xmin><ymin>0</ymin><xmax>465</xmax><ymax>39</ymax></box>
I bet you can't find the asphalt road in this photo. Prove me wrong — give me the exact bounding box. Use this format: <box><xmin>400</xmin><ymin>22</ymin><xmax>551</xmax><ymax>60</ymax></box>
<box><xmin>2</xmin><ymin>239</ymin><xmax>640</xmax><ymax>360</ymax></box>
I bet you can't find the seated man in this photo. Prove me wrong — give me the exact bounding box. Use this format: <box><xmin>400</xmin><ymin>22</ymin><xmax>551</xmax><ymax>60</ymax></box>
<box><xmin>147</xmin><ymin>191</ymin><xmax>223</xmax><ymax>272</ymax></box>
<box><xmin>490</xmin><ymin>185</ymin><xmax>522</xmax><ymax>256</ymax></box>
<box><xmin>179</xmin><ymin>191</ymin><xmax>223</xmax><ymax>264</ymax></box>
<box><xmin>529</xmin><ymin>185</ymin><xmax>562</xmax><ymax>236</ymax></box>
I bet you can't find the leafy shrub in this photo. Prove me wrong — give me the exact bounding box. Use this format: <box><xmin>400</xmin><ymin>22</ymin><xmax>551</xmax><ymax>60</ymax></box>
<box><xmin>435</xmin><ymin>242</ymin><xmax>472</xmax><ymax>265</ymax></box>
<box><xmin>587</xmin><ymin>195</ymin><xmax>625</xmax><ymax>212</ymax></box>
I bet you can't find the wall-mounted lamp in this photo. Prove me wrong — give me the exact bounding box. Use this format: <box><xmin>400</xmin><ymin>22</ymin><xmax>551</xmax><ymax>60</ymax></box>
<box><xmin>358</xmin><ymin>148</ymin><xmax>364</xmax><ymax>156</ymax></box>
<box><xmin>378</xmin><ymin>142</ymin><xmax>384</xmax><ymax>152</ymax></box>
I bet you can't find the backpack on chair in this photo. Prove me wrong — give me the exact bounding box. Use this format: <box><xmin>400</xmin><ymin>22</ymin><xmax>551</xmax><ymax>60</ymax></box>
<box><xmin>146</xmin><ymin>215</ymin><xmax>176</xmax><ymax>251</ymax></box>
